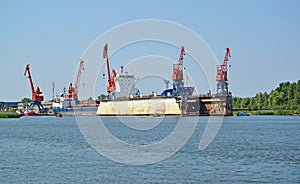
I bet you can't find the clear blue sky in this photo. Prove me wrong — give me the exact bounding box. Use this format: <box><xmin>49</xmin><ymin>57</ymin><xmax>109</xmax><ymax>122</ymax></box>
<box><xmin>1</xmin><ymin>0</ymin><xmax>299</xmax><ymax>101</ymax></box>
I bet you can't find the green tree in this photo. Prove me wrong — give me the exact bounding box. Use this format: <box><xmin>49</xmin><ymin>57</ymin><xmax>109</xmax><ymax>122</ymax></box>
<box><xmin>232</xmin><ymin>80</ymin><xmax>300</xmax><ymax>111</ymax></box>
<box><xmin>262</xmin><ymin>92</ymin><xmax>269</xmax><ymax>109</ymax></box>
<box><xmin>21</xmin><ymin>98</ymin><xmax>31</xmax><ymax>109</ymax></box>
<box><xmin>241</xmin><ymin>97</ymin><xmax>251</xmax><ymax>109</ymax></box>
<box><xmin>98</xmin><ymin>94</ymin><xmax>107</xmax><ymax>100</ymax></box>
<box><xmin>294</xmin><ymin>80</ymin><xmax>300</xmax><ymax>110</ymax></box>
<box><xmin>252</xmin><ymin>93</ymin><xmax>265</xmax><ymax>110</ymax></box>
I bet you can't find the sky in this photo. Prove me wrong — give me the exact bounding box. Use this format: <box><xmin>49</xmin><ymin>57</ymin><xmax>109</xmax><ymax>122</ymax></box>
<box><xmin>0</xmin><ymin>0</ymin><xmax>300</xmax><ymax>101</ymax></box>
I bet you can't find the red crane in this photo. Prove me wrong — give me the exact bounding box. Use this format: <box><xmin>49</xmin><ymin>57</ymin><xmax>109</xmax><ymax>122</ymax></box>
<box><xmin>216</xmin><ymin>48</ymin><xmax>231</xmax><ymax>82</ymax></box>
<box><xmin>24</xmin><ymin>64</ymin><xmax>46</xmax><ymax>116</ymax></box>
<box><xmin>24</xmin><ymin>64</ymin><xmax>44</xmax><ymax>102</ymax></box>
<box><xmin>103</xmin><ymin>43</ymin><xmax>117</xmax><ymax>95</ymax></box>
<box><xmin>66</xmin><ymin>82</ymin><xmax>74</xmax><ymax>99</ymax></box>
<box><xmin>216</xmin><ymin>48</ymin><xmax>231</xmax><ymax>94</ymax></box>
<box><xmin>172</xmin><ymin>46</ymin><xmax>185</xmax><ymax>82</ymax></box>
<box><xmin>67</xmin><ymin>59</ymin><xmax>84</xmax><ymax>100</ymax></box>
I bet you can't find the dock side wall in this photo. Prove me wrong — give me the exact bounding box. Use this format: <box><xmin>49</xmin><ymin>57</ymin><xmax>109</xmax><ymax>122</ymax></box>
<box><xmin>97</xmin><ymin>98</ymin><xmax>181</xmax><ymax>116</ymax></box>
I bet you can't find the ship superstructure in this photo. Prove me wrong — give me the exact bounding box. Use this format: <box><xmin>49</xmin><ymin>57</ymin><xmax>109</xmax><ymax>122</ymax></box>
<box><xmin>115</xmin><ymin>66</ymin><xmax>135</xmax><ymax>98</ymax></box>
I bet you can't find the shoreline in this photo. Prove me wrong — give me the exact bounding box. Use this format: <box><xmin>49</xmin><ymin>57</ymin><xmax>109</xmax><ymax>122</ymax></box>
<box><xmin>0</xmin><ymin>112</ymin><xmax>21</xmax><ymax>118</ymax></box>
<box><xmin>233</xmin><ymin>109</ymin><xmax>300</xmax><ymax>116</ymax></box>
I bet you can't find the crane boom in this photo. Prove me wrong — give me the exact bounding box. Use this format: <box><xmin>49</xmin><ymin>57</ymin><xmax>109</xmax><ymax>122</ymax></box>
<box><xmin>216</xmin><ymin>48</ymin><xmax>231</xmax><ymax>82</ymax></box>
<box><xmin>24</xmin><ymin>64</ymin><xmax>35</xmax><ymax>94</ymax></box>
<box><xmin>103</xmin><ymin>43</ymin><xmax>116</xmax><ymax>94</ymax></box>
<box><xmin>73</xmin><ymin>59</ymin><xmax>84</xmax><ymax>100</ymax></box>
<box><xmin>103</xmin><ymin>43</ymin><xmax>111</xmax><ymax>83</ymax></box>
<box><xmin>66</xmin><ymin>59</ymin><xmax>84</xmax><ymax>100</ymax></box>
<box><xmin>172</xmin><ymin>46</ymin><xmax>185</xmax><ymax>82</ymax></box>
<box><xmin>74</xmin><ymin>59</ymin><xmax>84</xmax><ymax>94</ymax></box>
<box><xmin>178</xmin><ymin>46</ymin><xmax>185</xmax><ymax>66</ymax></box>
<box><xmin>223</xmin><ymin>47</ymin><xmax>230</xmax><ymax>66</ymax></box>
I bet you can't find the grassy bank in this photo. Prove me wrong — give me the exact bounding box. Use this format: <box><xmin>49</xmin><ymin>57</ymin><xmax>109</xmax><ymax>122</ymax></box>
<box><xmin>0</xmin><ymin>112</ymin><xmax>21</xmax><ymax>118</ymax></box>
<box><xmin>233</xmin><ymin>109</ymin><xmax>300</xmax><ymax>116</ymax></box>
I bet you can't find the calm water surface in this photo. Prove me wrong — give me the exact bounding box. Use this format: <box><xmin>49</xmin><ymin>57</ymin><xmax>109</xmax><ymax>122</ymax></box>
<box><xmin>0</xmin><ymin>116</ymin><xmax>299</xmax><ymax>183</ymax></box>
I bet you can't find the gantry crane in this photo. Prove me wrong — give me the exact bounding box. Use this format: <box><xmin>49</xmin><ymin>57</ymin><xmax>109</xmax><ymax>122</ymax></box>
<box><xmin>216</xmin><ymin>48</ymin><xmax>231</xmax><ymax>94</ymax></box>
<box><xmin>172</xmin><ymin>46</ymin><xmax>185</xmax><ymax>94</ymax></box>
<box><xmin>24</xmin><ymin>64</ymin><xmax>46</xmax><ymax>115</ymax></box>
<box><xmin>103</xmin><ymin>43</ymin><xmax>117</xmax><ymax>98</ymax></box>
<box><xmin>66</xmin><ymin>59</ymin><xmax>84</xmax><ymax>100</ymax></box>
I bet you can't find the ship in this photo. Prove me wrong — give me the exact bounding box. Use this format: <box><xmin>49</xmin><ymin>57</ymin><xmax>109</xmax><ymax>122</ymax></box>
<box><xmin>52</xmin><ymin>59</ymin><xmax>97</xmax><ymax>116</ymax></box>
<box><xmin>96</xmin><ymin>44</ymin><xmax>233</xmax><ymax>116</ymax></box>
<box><xmin>53</xmin><ymin>97</ymin><xmax>97</xmax><ymax>116</ymax></box>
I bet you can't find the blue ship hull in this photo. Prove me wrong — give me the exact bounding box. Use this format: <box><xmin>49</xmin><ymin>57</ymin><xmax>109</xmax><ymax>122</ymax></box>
<box><xmin>53</xmin><ymin>107</ymin><xmax>97</xmax><ymax>116</ymax></box>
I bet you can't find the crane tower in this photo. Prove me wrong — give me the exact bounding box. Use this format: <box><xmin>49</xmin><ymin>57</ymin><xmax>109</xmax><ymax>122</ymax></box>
<box><xmin>216</xmin><ymin>48</ymin><xmax>231</xmax><ymax>94</ymax></box>
<box><xmin>172</xmin><ymin>46</ymin><xmax>185</xmax><ymax>94</ymax></box>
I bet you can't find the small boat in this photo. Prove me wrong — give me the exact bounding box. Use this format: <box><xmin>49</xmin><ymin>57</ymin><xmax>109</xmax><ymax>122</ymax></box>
<box><xmin>237</xmin><ymin>111</ymin><xmax>250</xmax><ymax>116</ymax></box>
<box><xmin>153</xmin><ymin>113</ymin><xmax>161</xmax><ymax>117</ymax></box>
<box><xmin>56</xmin><ymin>113</ymin><xmax>63</xmax><ymax>117</ymax></box>
<box><xmin>24</xmin><ymin>110</ymin><xmax>37</xmax><ymax>116</ymax></box>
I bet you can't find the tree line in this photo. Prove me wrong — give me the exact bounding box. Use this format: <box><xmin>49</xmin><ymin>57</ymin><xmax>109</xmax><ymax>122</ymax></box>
<box><xmin>232</xmin><ymin>80</ymin><xmax>300</xmax><ymax>112</ymax></box>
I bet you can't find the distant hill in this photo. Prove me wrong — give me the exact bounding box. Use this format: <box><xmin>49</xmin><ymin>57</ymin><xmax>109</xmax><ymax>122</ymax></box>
<box><xmin>233</xmin><ymin>80</ymin><xmax>300</xmax><ymax>115</ymax></box>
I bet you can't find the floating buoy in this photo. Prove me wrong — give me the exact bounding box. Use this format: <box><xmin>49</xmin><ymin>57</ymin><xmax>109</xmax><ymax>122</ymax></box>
<box><xmin>56</xmin><ymin>113</ymin><xmax>63</xmax><ymax>117</ymax></box>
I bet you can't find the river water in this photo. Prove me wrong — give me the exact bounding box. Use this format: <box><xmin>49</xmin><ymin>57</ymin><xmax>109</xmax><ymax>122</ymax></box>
<box><xmin>0</xmin><ymin>116</ymin><xmax>299</xmax><ymax>183</ymax></box>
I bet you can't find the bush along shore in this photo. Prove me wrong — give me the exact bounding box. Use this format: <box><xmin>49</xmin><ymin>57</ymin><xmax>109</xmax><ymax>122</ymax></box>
<box><xmin>0</xmin><ymin>112</ymin><xmax>21</xmax><ymax>118</ymax></box>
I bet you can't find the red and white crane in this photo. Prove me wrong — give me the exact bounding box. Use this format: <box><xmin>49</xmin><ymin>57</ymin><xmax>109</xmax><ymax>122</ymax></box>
<box><xmin>216</xmin><ymin>48</ymin><xmax>231</xmax><ymax>94</ymax></box>
<box><xmin>66</xmin><ymin>59</ymin><xmax>84</xmax><ymax>100</ymax></box>
<box><xmin>24</xmin><ymin>64</ymin><xmax>46</xmax><ymax>115</ymax></box>
<box><xmin>172</xmin><ymin>46</ymin><xmax>185</xmax><ymax>83</ymax></box>
<box><xmin>171</xmin><ymin>46</ymin><xmax>186</xmax><ymax>95</ymax></box>
<box><xmin>103</xmin><ymin>43</ymin><xmax>117</xmax><ymax>97</ymax></box>
<box><xmin>24</xmin><ymin>64</ymin><xmax>44</xmax><ymax>102</ymax></box>
<box><xmin>216</xmin><ymin>48</ymin><xmax>230</xmax><ymax>82</ymax></box>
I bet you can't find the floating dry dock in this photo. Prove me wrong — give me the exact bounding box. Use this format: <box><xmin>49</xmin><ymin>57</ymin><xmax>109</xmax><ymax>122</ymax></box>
<box><xmin>97</xmin><ymin>45</ymin><xmax>233</xmax><ymax>116</ymax></box>
<box><xmin>96</xmin><ymin>94</ymin><xmax>232</xmax><ymax>116</ymax></box>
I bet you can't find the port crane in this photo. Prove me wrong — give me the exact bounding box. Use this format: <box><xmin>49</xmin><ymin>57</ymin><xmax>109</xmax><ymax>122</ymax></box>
<box><xmin>172</xmin><ymin>46</ymin><xmax>185</xmax><ymax>83</ymax></box>
<box><xmin>66</xmin><ymin>59</ymin><xmax>84</xmax><ymax>100</ymax></box>
<box><xmin>216</xmin><ymin>48</ymin><xmax>231</xmax><ymax>94</ymax></box>
<box><xmin>24</xmin><ymin>64</ymin><xmax>46</xmax><ymax>114</ymax></box>
<box><xmin>172</xmin><ymin>46</ymin><xmax>185</xmax><ymax>95</ymax></box>
<box><xmin>103</xmin><ymin>43</ymin><xmax>117</xmax><ymax>98</ymax></box>
<box><xmin>160</xmin><ymin>46</ymin><xmax>193</xmax><ymax>96</ymax></box>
